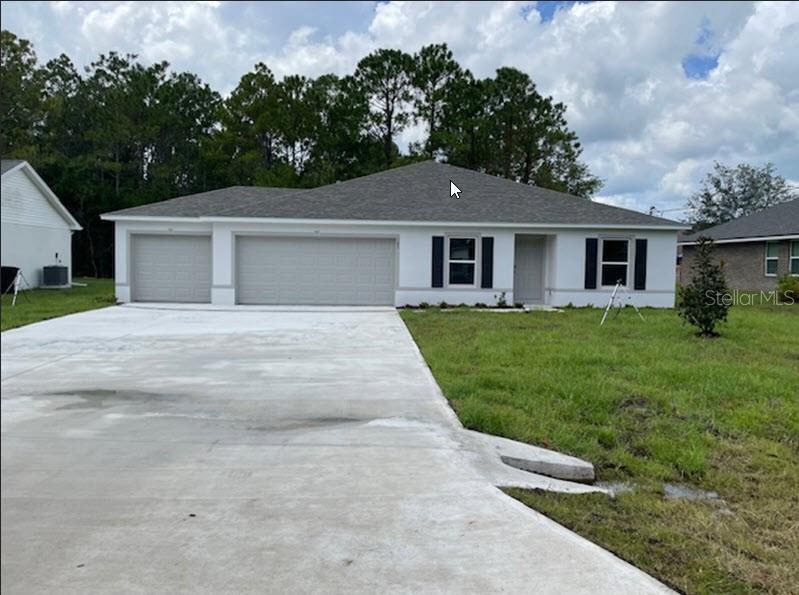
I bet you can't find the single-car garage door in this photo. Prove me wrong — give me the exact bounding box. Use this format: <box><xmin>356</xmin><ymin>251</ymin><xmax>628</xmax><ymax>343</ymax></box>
<box><xmin>132</xmin><ymin>235</ymin><xmax>211</xmax><ymax>303</ymax></box>
<box><xmin>236</xmin><ymin>236</ymin><xmax>396</xmax><ymax>305</ymax></box>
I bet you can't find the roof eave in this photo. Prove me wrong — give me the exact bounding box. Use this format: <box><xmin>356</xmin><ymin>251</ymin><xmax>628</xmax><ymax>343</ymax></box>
<box><xmin>101</xmin><ymin>213</ymin><xmax>688</xmax><ymax>230</ymax></box>
<box><xmin>679</xmin><ymin>233</ymin><xmax>799</xmax><ymax>245</ymax></box>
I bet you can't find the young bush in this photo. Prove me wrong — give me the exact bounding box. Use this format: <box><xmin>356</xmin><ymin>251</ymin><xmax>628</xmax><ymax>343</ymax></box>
<box><xmin>678</xmin><ymin>237</ymin><xmax>730</xmax><ymax>336</ymax></box>
<box><xmin>777</xmin><ymin>275</ymin><xmax>799</xmax><ymax>305</ymax></box>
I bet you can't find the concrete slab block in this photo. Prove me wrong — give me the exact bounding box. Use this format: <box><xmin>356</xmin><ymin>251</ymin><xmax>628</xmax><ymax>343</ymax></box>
<box><xmin>464</xmin><ymin>429</ymin><xmax>596</xmax><ymax>483</ymax></box>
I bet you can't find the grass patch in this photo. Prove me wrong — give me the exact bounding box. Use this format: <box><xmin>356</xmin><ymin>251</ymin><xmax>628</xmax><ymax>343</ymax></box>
<box><xmin>1</xmin><ymin>277</ymin><xmax>116</xmax><ymax>331</ymax></box>
<box><xmin>402</xmin><ymin>306</ymin><xmax>799</xmax><ymax>594</ymax></box>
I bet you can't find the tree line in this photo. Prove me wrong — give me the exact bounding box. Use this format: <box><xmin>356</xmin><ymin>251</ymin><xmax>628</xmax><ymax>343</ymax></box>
<box><xmin>1</xmin><ymin>30</ymin><xmax>601</xmax><ymax>277</ymax></box>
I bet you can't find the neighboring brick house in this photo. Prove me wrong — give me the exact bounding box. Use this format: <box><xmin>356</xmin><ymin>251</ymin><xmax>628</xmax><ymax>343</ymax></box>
<box><xmin>678</xmin><ymin>199</ymin><xmax>799</xmax><ymax>291</ymax></box>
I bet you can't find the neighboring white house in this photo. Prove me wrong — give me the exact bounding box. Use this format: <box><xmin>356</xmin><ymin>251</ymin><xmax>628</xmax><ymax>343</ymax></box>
<box><xmin>1</xmin><ymin>160</ymin><xmax>82</xmax><ymax>287</ymax></box>
<box><xmin>101</xmin><ymin>161</ymin><xmax>687</xmax><ymax>308</ymax></box>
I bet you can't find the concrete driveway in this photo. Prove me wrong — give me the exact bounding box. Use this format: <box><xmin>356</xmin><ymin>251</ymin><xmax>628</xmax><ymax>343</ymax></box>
<box><xmin>1</xmin><ymin>306</ymin><xmax>670</xmax><ymax>594</ymax></box>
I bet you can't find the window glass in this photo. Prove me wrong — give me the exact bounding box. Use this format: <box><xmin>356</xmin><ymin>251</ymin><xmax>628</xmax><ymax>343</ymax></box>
<box><xmin>601</xmin><ymin>264</ymin><xmax>628</xmax><ymax>286</ymax></box>
<box><xmin>791</xmin><ymin>259</ymin><xmax>799</xmax><ymax>275</ymax></box>
<box><xmin>449</xmin><ymin>263</ymin><xmax>475</xmax><ymax>285</ymax></box>
<box><xmin>766</xmin><ymin>259</ymin><xmax>778</xmax><ymax>275</ymax></box>
<box><xmin>766</xmin><ymin>242</ymin><xmax>779</xmax><ymax>258</ymax></box>
<box><xmin>600</xmin><ymin>239</ymin><xmax>629</xmax><ymax>286</ymax></box>
<box><xmin>791</xmin><ymin>241</ymin><xmax>799</xmax><ymax>257</ymax></box>
<box><xmin>448</xmin><ymin>237</ymin><xmax>476</xmax><ymax>285</ymax></box>
<box><xmin>449</xmin><ymin>238</ymin><xmax>475</xmax><ymax>260</ymax></box>
<box><xmin>602</xmin><ymin>240</ymin><xmax>628</xmax><ymax>262</ymax></box>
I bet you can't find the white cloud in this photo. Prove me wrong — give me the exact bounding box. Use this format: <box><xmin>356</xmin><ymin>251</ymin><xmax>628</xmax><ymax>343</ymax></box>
<box><xmin>2</xmin><ymin>0</ymin><xmax>797</xmax><ymax>217</ymax></box>
<box><xmin>50</xmin><ymin>1</ymin><xmax>74</xmax><ymax>16</ymax></box>
<box><xmin>43</xmin><ymin>1</ymin><xmax>260</xmax><ymax>94</ymax></box>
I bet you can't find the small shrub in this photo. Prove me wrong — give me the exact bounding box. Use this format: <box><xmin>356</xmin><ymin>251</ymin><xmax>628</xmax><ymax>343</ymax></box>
<box><xmin>439</xmin><ymin>301</ymin><xmax>449</xmax><ymax>309</ymax></box>
<box><xmin>678</xmin><ymin>237</ymin><xmax>729</xmax><ymax>336</ymax></box>
<box><xmin>777</xmin><ymin>275</ymin><xmax>799</xmax><ymax>305</ymax></box>
<box><xmin>474</xmin><ymin>302</ymin><xmax>488</xmax><ymax>309</ymax></box>
<box><xmin>457</xmin><ymin>303</ymin><xmax>468</xmax><ymax>308</ymax></box>
<box><xmin>418</xmin><ymin>301</ymin><xmax>429</xmax><ymax>309</ymax></box>
<box><xmin>514</xmin><ymin>302</ymin><xmax>523</xmax><ymax>309</ymax></box>
<box><xmin>494</xmin><ymin>291</ymin><xmax>508</xmax><ymax>308</ymax></box>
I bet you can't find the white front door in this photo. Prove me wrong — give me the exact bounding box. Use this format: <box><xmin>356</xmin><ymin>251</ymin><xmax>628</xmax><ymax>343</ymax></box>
<box><xmin>514</xmin><ymin>236</ymin><xmax>544</xmax><ymax>303</ymax></box>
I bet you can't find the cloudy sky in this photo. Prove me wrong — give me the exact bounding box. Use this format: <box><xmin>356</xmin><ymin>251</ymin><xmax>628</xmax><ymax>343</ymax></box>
<box><xmin>2</xmin><ymin>1</ymin><xmax>798</xmax><ymax>218</ymax></box>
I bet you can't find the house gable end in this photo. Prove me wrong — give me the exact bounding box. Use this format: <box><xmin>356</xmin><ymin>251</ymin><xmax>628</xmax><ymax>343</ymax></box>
<box><xmin>1</xmin><ymin>164</ymin><xmax>81</xmax><ymax>231</ymax></box>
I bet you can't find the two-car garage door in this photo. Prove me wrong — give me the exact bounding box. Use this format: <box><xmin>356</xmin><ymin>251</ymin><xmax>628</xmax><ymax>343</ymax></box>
<box><xmin>236</xmin><ymin>236</ymin><xmax>396</xmax><ymax>305</ymax></box>
<box><xmin>130</xmin><ymin>234</ymin><xmax>396</xmax><ymax>305</ymax></box>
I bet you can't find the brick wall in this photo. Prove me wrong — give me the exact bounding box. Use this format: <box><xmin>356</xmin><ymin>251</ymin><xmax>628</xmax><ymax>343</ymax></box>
<box><xmin>679</xmin><ymin>239</ymin><xmax>793</xmax><ymax>291</ymax></box>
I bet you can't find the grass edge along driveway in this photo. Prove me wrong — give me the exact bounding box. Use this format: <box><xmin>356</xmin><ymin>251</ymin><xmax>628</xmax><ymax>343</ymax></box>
<box><xmin>1</xmin><ymin>277</ymin><xmax>115</xmax><ymax>332</ymax></box>
<box><xmin>401</xmin><ymin>306</ymin><xmax>799</xmax><ymax>595</ymax></box>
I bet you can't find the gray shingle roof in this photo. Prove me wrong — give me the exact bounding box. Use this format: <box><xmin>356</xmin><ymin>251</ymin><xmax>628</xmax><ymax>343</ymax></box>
<box><xmin>108</xmin><ymin>186</ymin><xmax>302</xmax><ymax>218</ymax></box>
<box><xmin>1</xmin><ymin>159</ymin><xmax>25</xmax><ymax>175</ymax></box>
<box><xmin>105</xmin><ymin>161</ymin><xmax>683</xmax><ymax>227</ymax></box>
<box><xmin>680</xmin><ymin>199</ymin><xmax>799</xmax><ymax>243</ymax></box>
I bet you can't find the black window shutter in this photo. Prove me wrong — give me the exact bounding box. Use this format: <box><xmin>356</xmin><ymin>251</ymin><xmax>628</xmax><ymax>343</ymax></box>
<box><xmin>634</xmin><ymin>239</ymin><xmax>648</xmax><ymax>290</ymax></box>
<box><xmin>432</xmin><ymin>236</ymin><xmax>444</xmax><ymax>288</ymax></box>
<box><xmin>481</xmin><ymin>237</ymin><xmax>494</xmax><ymax>288</ymax></box>
<box><xmin>584</xmin><ymin>238</ymin><xmax>598</xmax><ymax>289</ymax></box>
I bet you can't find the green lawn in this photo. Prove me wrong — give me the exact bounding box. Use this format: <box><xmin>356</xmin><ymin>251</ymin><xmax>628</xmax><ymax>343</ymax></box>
<box><xmin>1</xmin><ymin>277</ymin><xmax>116</xmax><ymax>331</ymax></box>
<box><xmin>402</xmin><ymin>306</ymin><xmax>799</xmax><ymax>594</ymax></box>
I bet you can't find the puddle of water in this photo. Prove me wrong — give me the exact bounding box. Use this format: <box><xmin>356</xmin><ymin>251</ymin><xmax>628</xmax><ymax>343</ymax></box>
<box><xmin>596</xmin><ymin>481</ymin><xmax>635</xmax><ymax>496</ymax></box>
<box><xmin>664</xmin><ymin>483</ymin><xmax>720</xmax><ymax>501</ymax></box>
<box><xmin>664</xmin><ymin>483</ymin><xmax>732</xmax><ymax>514</ymax></box>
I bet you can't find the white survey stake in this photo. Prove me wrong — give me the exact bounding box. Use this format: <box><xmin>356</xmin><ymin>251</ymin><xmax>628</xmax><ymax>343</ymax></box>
<box><xmin>450</xmin><ymin>180</ymin><xmax>461</xmax><ymax>199</ymax></box>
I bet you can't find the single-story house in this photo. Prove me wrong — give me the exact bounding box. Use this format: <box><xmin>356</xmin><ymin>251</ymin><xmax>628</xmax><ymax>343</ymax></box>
<box><xmin>679</xmin><ymin>199</ymin><xmax>799</xmax><ymax>290</ymax></box>
<box><xmin>1</xmin><ymin>159</ymin><xmax>82</xmax><ymax>287</ymax></box>
<box><xmin>101</xmin><ymin>161</ymin><xmax>685</xmax><ymax>307</ymax></box>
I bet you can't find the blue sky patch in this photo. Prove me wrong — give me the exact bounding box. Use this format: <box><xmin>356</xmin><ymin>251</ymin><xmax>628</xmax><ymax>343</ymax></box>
<box><xmin>530</xmin><ymin>1</ymin><xmax>580</xmax><ymax>23</ymax></box>
<box><xmin>682</xmin><ymin>53</ymin><xmax>719</xmax><ymax>79</ymax></box>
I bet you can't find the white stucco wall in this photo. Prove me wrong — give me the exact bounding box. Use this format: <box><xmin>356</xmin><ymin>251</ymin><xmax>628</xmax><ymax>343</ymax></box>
<box><xmin>547</xmin><ymin>229</ymin><xmax>678</xmax><ymax>307</ymax></box>
<box><xmin>113</xmin><ymin>220</ymin><xmax>213</xmax><ymax>303</ymax></box>
<box><xmin>110</xmin><ymin>220</ymin><xmax>678</xmax><ymax>308</ymax></box>
<box><xmin>1</xmin><ymin>168</ymin><xmax>73</xmax><ymax>286</ymax></box>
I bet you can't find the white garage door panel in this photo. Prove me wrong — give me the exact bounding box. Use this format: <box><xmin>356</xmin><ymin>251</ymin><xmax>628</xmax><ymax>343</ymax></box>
<box><xmin>132</xmin><ymin>235</ymin><xmax>211</xmax><ymax>303</ymax></box>
<box><xmin>236</xmin><ymin>237</ymin><xmax>396</xmax><ymax>305</ymax></box>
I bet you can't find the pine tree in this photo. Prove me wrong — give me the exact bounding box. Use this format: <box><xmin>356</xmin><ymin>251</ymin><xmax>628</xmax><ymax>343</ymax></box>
<box><xmin>678</xmin><ymin>237</ymin><xmax>730</xmax><ymax>336</ymax></box>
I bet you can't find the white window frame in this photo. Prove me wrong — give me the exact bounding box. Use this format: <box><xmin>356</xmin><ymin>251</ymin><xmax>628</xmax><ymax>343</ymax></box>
<box><xmin>599</xmin><ymin>238</ymin><xmax>631</xmax><ymax>288</ymax></box>
<box><xmin>765</xmin><ymin>241</ymin><xmax>779</xmax><ymax>277</ymax></box>
<box><xmin>446</xmin><ymin>236</ymin><xmax>478</xmax><ymax>287</ymax></box>
<box><xmin>790</xmin><ymin>241</ymin><xmax>799</xmax><ymax>277</ymax></box>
